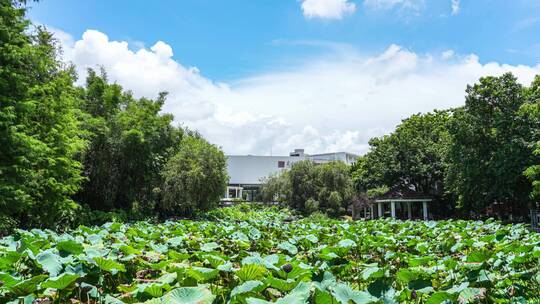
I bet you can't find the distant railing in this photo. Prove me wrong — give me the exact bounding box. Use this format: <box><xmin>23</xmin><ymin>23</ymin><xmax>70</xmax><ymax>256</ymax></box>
<box><xmin>531</xmin><ymin>209</ymin><xmax>540</xmax><ymax>232</ymax></box>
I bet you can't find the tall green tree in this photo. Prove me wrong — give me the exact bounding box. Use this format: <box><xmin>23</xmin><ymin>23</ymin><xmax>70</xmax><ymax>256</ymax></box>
<box><xmin>351</xmin><ymin>111</ymin><xmax>451</xmax><ymax>198</ymax></box>
<box><xmin>77</xmin><ymin>69</ymin><xmax>182</xmax><ymax>214</ymax></box>
<box><xmin>160</xmin><ymin>135</ymin><xmax>228</xmax><ymax>216</ymax></box>
<box><xmin>522</xmin><ymin>76</ymin><xmax>540</xmax><ymax>201</ymax></box>
<box><xmin>0</xmin><ymin>0</ymin><xmax>85</xmax><ymax>229</ymax></box>
<box><xmin>446</xmin><ymin>73</ymin><xmax>537</xmax><ymax>216</ymax></box>
<box><xmin>272</xmin><ymin>160</ymin><xmax>354</xmax><ymax>216</ymax></box>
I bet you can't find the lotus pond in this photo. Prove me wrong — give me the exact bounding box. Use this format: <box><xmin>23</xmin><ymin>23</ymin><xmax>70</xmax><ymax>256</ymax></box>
<box><xmin>0</xmin><ymin>205</ymin><xmax>539</xmax><ymax>303</ymax></box>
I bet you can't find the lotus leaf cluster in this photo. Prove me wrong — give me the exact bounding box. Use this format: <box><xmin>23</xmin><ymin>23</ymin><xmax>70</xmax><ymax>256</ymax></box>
<box><xmin>0</xmin><ymin>206</ymin><xmax>539</xmax><ymax>303</ymax></box>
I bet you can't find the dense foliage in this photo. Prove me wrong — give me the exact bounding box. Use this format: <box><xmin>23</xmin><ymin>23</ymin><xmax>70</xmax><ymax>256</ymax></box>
<box><xmin>352</xmin><ymin>74</ymin><xmax>540</xmax><ymax>219</ymax></box>
<box><xmin>0</xmin><ymin>205</ymin><xmax>538</xmax><ymax>303</ymax></box>
<box><xmin>0</xmin><ymin>1</ymin><xmax>229</xmax><ymax>232</ymax></box>
<box><xmin>77</xmin><ymin>70</ymin><xmax>183</xmax><ymax>216</ymax></box>
<box><xmin>522</xmin><ymin>76</ymin><xmax>540</xmax><ymax>200</ymax></box>
<box><xmin>262</xmin><ymin>160</ymin><xmax>354</xmax><ymax>216</ymax></box>
<box><xmin>0</xmin><ymin>0</ymin><xmax>85</xmax><ymax>231</ymax></box>
<box><xmin>160</xmin><ymin>135</ymin><xmax>229</xmax><ymax>216</ymax></box>
<box><xmin>351</xmin><ymin>111</ymin><xmax>450</xmax><ymax>195</ymax></box>
<box><xmin>446</xmin><ymin>73</ymin><xmax>539</xmax><ymax>217</ymax></box>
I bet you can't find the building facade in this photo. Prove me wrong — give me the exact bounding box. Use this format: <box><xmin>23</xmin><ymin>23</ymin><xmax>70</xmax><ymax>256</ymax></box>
<box><xmin>223</xmin><ymin>149</ymin><xmax>359</xmax><ymax>201</ymax></box>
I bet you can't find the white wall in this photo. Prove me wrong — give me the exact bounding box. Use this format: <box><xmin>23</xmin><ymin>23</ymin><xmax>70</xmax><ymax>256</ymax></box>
<box><xmin>226</xmin><ymin>155</ymin><xmax>304</xmax><ymax>185</ymax></box>
<box><xmin>226</xmin><ymin>152</ymin><xmax>359</xmax><ymax>185</ymax></box>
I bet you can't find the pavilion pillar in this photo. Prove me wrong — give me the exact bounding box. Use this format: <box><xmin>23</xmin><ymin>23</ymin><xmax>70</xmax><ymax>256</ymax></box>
<box><xmin>225</xmin><ymin>187</ymin><xmax>229</xmax><ymax>199</ymax></box>
<box><xmin>377</xmin><ymin>203</ymin><xmax>383</xmax><ymax>218</ymax></box>
<box><xmin>239</xmin><ymin>188</ymin><xmax>243</xmax><ymax>199</ymax></box>
<box><xmin>422</xmin><ymin>201</ymin><xmax>428</xmax><ymax>220</ymax></box>
<box><xmin>407</xmin><ymin>202</ymin><xmax>412</xmax><ymax>220</ymax></box>
<box><xmin>370</xmin><ymin>204</ymin><xmax>374</xmax><ymax>219</ymax></box>
<box><xmin>390</xmin><ymin>201</ymin><xmax>396</xmax><ymax>218</ymax></box>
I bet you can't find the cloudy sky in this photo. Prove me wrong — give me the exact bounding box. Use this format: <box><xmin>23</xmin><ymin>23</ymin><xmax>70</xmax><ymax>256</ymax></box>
<box><xmin>28</xmin><ymin>0</ymin><xmax>540</xmax><ymax>155</ymax></box>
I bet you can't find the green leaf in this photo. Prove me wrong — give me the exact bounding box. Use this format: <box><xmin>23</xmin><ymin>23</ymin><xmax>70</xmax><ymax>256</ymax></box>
<box><xmin>93</xmin><ymin>257</ymin><xmax>126</xmax><ymax>273</ymax></box>
<box><xmin>426</xmin><ymin>292</ymin><xmax>454</xmax><ymax>304</ymax></box>
<box><xmin>458</xmin><ymin>288</ymin><xmax>486</xmax><ymax>303</ymax></box>
<box><xmin>139</xmin><ymin>283</ymin><xmax>165</xmax><ymax>297</ymax></box>
<box><xmin>200</xmin><ymin>242</ymin><xmax>219</xmax><ymax>252</ymax></box>
<box><xmin>8</xmin><ymin>275</ymin><xmax>48</xmax><ymax>296</ymax></box>
<box><xmin>0</xmin><ymin>272</ymin><xmax>21</xmax><ymax>287</ymax></box>
<box><xmin>331</xmin><ymin>283</ymin><xmax>376</xmax><ymax>304</ymax></box>
<box><xmin>186</xmin><ymin>266</ymin><xmax>219</xmax><ymax>282</ymax></box>
<box><xmin>236</xmin><ymin>264</ymin><xmax>268</xmax><ymax>282</ymax></box>
<box><xmin>361</xmin><ymin>264</ymin><xmax>383</xmax><ymax>281</ymax></box>
<box><xmin>36</xmin><ymin>250</ymin><xmax>63</xmax><ymax>277</ymax></box>
<box><xmin>161</xmin><ymin>286</ymin><xmax>215</xmax><ymax>304</ymax></box>
<box><xmin>278</xmin><ymin>241</ymin><xmax>298</xmax><ymax>255</ymax></box>
<box><xmin>41</xmin><ymin>273</ymin><xmax>80</xmax><ymax>290</ymax></box>
<box><xmin>266</xmin><ymin>277</ymin><xmax>297</xmax><ymax>292</ymax></box>
<box><xmin>466</xmin><ymin>250</ymin><xmax>491</xmax><ymax>263</ymax></box>
<box><xmin>337</xmin><ymin>239</ymin><xmax>356</xmax><ymax>248</ymax></box>
<box><xmin>231</xmin><ymin>280</ymin><xmax>264</xmax><ymax>298</ymax></box>
<box><xmin>396</xmin><ymin>268</ymin><xmax>417</xmax><ymax>284</ymax></box>
<box><xmin>56</xmin><ymin>240</ymin><xmax>84</xmax><ymax>255</ymax></box>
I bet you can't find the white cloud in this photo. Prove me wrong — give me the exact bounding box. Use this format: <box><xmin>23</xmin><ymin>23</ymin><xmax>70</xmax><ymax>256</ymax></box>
<box><xmin>55</xmin><ymin>29</ymin><xmax>540</xmax><ymax>156</ymax></box>
<box><xmin>301</xmin><ymin>0</ymin><xmax>356</xmax><ymax>20</ymax></box>
<box><xmin>363</xmin><ymin>0</ymin><xmax>424</xmax><ymax>13</ymax></box>
<box><xmin>442</xmin><ymin>49</ymin><xmax>455</xmax><ymax>59</ymax></box>
<box><xmin>451</xmin><ymin>0</ymin><xmax>460</xmax><ymax>15</ymax></box>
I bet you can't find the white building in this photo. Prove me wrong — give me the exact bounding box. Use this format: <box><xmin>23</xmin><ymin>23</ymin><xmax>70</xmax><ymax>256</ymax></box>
<box><xmin>224</xmin><ymin>149</ymin><xmax>359</xmax><ymax>201</ymax></box>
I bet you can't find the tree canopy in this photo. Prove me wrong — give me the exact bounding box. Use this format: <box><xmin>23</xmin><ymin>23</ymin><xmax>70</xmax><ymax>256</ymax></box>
<box><xmin>0</xmin><ymin>0</ymin><xmax>85</xmax><ymax>230</ymax></box>
<box><xmin>446</xmin><ymin>73</ymin><xmax>538</xmax><ymax>216</ymax></box>
<box><xmin>160</xmin><ymin>135</ymin><xmax>229</xmax><ymax>216</ymax></box>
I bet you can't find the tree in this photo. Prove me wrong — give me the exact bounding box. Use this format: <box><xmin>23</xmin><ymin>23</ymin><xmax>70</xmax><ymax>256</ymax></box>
<box><xmin>0</xmin><ymin>0</ymin><xmax>85</xmax><ymax>229</ymax></box>
<box><xmin>76</xmin><ymin>69</ymin><xmax>182</xmax><ymax>215</ymax></box>
<box><xmin>446</xmin><ymin>73</ymin><xmax>537</xmax><ymax>217</ymax></box>
<box><xmin>271</xmin><ymin>160</ymin><xmax>354</xmax><ymax>216</ymax></box>
<box><xmin>260</xmin><ymin>172</ymin><xmax>290</xmax><ymax>203</ymax></box>
<box><xmin>522</xmin><ymin>75</ymin><xmax>540</xmax><ymax>201</ymax></box>
<box><xmin>287</xmin><ymin>160</ymin><xmax>320</xmax><ymax>212</ymax></box>
<box><xmin>160</xmin><ymin>135</ymin><xmax>228</xmax><ymax>216</ymax></box>
<box><xmin>316</xmin><ymin>161</ymin><xmax>354</xmax><ymax>215</ymax></box>
<box><xmin>351</xmin><ymin>111</ymin><xmax>451</xmax><ymax>202</ymax></box>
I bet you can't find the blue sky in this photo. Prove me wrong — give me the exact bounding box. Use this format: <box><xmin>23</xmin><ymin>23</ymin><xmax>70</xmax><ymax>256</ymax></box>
<box><xmin>27</xmin><ymin>0</ymin><xmax>540</xmax><ymax>155</ymax></box>
<box><xmin>29</xmin><ymin>0</ymin><xmax>540</xmax><ymax>80</ymax></box>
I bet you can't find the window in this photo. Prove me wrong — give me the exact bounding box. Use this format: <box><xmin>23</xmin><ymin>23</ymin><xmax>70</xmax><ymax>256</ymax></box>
<box><xmin>278</xmin><ymin>161</ymin><xmax>285</xmax><ymax>168</ymax></box>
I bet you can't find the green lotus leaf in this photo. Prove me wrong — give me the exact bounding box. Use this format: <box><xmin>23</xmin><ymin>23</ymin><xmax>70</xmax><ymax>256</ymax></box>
<box><xmin>337</xmin><ymin>239</ymin><xmax>356</xmax><ymax>248</ymax></box>
<box><xmin>187</xmin><ymin>266</ymin><xmax>219</xmax><ymax>282</ymax></box>
<box><xmin>93</xmin><ymin>257</ymin><xmax>126</xmax><ymax>273</ymax></box>
<box><xmin>161</xmin><ymin>286</ymin><xmax>215</xmax><ymax>304</ymax></box>
<box><xmin>200</xmin><ymin>242</ymin><xmax>219</xmax><ymax>252</ymax></box>
<box><xmin>236</xmin><ymin>264</ymin><xmax>268</xmax><ymax>281</ymax></box>
<box><xmin>266</xmin><ymin>277</ymin><xmax>297</xmax><ymax>292</ymax></box>
<box><xmin>8</xmin><ymin>275</ymin><xmax>48</xmax><ymax>296</ymax></box>
<box><xmin>458</xmin><ymin>287</ymin><xmax>486</xmax><ymax>303</ymax></box>
<box><xmin>56</xmin><ymin>239</ymin><xmax>84</xmax><ymax>255</ymax></box>
<box><xmin>36</xmin><ymin>250</ymin><xmax>63</xmax><ymax>277</ymax></box>
<box><xmin>426</xmin><ymin>291</ymin><xmax>454</xmax><ymax>304</ymax></box>
<box><xmin>0</xmin><ymin>272</ymin><xmax>21</xmax><ymax>287</ymax></box>
<box><xmin>230</xmin><ymin>280</ymin><xmax>264</xmax><ymax>298</ymax></box>
<box><xmin>466</xmin><ymin>250</ymin><xmax>491</xmax><ymax>263</ymax></box>
<box><xmin>41</xmin><ymin>273</ymin><xmax>80</xmax><ymax>290</ymax></box>
<box><xmin>361</xmin><ymin>264</ymin><xmax>384</xmax><ymax>281</ymax></box>
<box><xmin>138</xmin><ymin>282</ymin><xmax>165</xmax><ymax>297</ymax></box>
<box><xmin>331</xmin><ymin>283</ymin><xmax>376</xmax><ymax>304</ymax></box>
<box><xmin>277</xmin><ymin>241</ymin><xmax>298</xmax><ymax>255</ymax></box>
